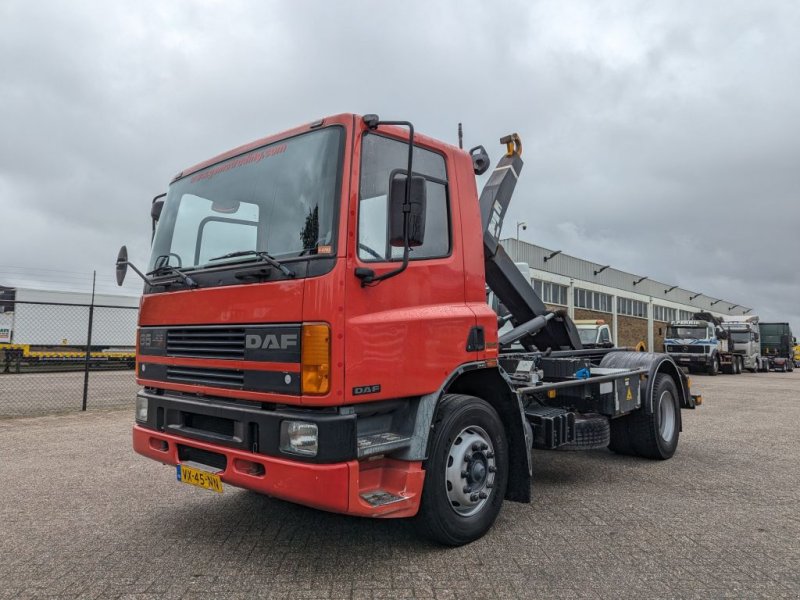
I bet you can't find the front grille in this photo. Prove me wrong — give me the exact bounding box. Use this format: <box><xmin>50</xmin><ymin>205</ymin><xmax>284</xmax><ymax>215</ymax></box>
<box><xmin>166</xmin><ymin>328</ymin><xmax>246</xmax><ymax>359</ymax></box>
<box><xmin>667</xmin><ymin>345</ymin><xmax>705</xmax><ymax>354</ymax></box>
<box><xmin>166</xmin><ymin>366</ymin><xmax>244</xmax><ymax>388</ymax></box>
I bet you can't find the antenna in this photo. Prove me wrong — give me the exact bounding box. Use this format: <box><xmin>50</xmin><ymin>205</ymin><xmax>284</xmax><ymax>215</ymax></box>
<box><xmin>458</xmin><ymin>123</ymin><xmax>463</xmax><ymax>149</ymax></box>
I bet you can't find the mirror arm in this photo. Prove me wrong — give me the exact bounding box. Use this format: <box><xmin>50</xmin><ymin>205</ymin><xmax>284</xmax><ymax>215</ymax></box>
<box><xmin>121</xmin><ymin>260</ymin><xmax>155</xmax><ymax>286</ymax></box>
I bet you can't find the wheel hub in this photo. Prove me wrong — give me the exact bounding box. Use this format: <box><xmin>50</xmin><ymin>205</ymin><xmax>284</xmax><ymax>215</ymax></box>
<box><xmin>445</xmin><ymin>427</ymin><xmax>496</xmax><ymax>516</ymax></box>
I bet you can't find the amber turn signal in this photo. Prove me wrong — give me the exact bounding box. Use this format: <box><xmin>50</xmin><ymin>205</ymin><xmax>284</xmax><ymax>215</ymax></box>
<box><xmin>301</xmin><ymin>323</ymin><xmax>331</xmax><ymax>395</ymax></box>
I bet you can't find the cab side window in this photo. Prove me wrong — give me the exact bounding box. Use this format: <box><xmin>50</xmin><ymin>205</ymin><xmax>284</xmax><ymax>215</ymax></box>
<box><xmin>358</xmin><ymin>134</ymin><xmax>450</xmax><ymax>261</ymax></box>
<box><xmin>599</xmin><ymin>328</ymin><xmax>611</xmax><ymax>344</ymax></box>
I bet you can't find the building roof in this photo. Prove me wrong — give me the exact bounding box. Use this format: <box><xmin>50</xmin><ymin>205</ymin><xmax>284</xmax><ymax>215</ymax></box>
<box><xmin>502</xmin><ymin>238</ymin><xmax>751</xmax><ymax>316</ymax></box>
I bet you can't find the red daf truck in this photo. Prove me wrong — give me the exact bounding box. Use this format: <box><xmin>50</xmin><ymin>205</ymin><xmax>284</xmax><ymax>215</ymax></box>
<box><xmin>117</xmin><ymin>113</ymin><xmax>698</xmax><ymax>545</ymax></box>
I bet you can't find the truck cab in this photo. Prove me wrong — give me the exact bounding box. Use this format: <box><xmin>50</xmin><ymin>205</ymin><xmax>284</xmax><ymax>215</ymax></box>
<box><xmin>722</xmin><ymin>317</ymin><xmax>764</xmax><ymax>373</ymax></box>
<box><xmin>664</xmin><ymin>319</ymin><xmax>723</xmax><ymax>375</ymax></box>
<box><xmin>574</xmin><ymin>320</ymin><xmax>613</xmax><ymax>348</ymax></box>
<box><xmin>759</xmin><ymin>322</ymin><xmax>796</xmax><ymax>372</ymax></box>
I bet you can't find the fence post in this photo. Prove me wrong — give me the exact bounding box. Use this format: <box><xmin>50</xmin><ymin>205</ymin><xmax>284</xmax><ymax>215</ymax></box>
<box><xmin>82</xmin><ymin>271</ymin><xmax>96</xmax><ymax>411</ymax></box>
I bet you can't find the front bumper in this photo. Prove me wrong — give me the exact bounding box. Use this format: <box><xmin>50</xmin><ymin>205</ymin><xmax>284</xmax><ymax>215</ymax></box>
<box><xmin>132</xmin><ymin>391</ymin><xmax>425</xmax><ymax>518</ymax></box>
<box><xmin>667</xmin><ymin>354</ymin><xmax>710</xmax><ymax>366</ymax></box>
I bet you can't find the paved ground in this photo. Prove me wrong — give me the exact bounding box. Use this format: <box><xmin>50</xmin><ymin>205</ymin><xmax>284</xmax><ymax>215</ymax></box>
<box><xmin>1</xmin><ymin>371</ymin><xmax>799</xmax><ymax>599</ymax></box>
<box><xmin>0</xmin><ymin>370</ymin><xmax>136</xmax><ymax>417</ymax></box>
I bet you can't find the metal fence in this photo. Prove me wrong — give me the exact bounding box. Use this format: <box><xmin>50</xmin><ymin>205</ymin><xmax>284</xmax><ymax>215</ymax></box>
<box><xmin>0</xmin><ymin>300</ymin><xmax>139</xmax><ymax>418</ymax></box>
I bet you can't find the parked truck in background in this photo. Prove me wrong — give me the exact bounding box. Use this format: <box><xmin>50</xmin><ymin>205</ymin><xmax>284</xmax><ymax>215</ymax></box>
<box><xmin>117</xmin><ymin>113</ymin><xmax>698</xmax><ymax>545</ymax></box>
<box><xmin>758</xmin><ymin>322</ymin><xmax>795</xmax><ymax>372</ymax></box>
<box><xmin>664</xmin><ymin>312</ymin><xmax>743</xmax><ymax>375</ymax></box>
<box><xmin>794</xmin><ymin>343</ymin><xmax>800</xmax><ymax>369</ymax></box>
<box><xmin>574</xmin><ymin>320</ymin><xmax>614</xmax><ymax>349</ymax></box>
<box><xmin>721</xmin><ymin>316</ymin><xmax>769</xmax><ymax>373</ymax></box>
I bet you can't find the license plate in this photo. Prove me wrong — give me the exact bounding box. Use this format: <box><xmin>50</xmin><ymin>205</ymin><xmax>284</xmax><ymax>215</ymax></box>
<box><xmin>176</xmin><ymin>464</ymin><xmax>223</xmax><ymax>493</ymax></box>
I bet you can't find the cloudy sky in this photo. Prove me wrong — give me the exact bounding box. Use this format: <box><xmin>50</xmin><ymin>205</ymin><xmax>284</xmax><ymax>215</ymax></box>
<box><xmin>1</xmin><ymin>1</ymin><xmax>798</xmax><ymax>331</ymax></box>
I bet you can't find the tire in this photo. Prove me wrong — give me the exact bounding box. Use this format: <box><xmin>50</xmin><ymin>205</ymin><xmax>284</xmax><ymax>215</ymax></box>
<box><xmin>708</xmin><ymin>355</ymin><xmax>720</xmax><ymax>376</ymax></box>
<box><xmin>788</xmin><ymin>360</ymin><xmax>794</xmax><ymax>373</ymax></box>
<box><xmin>607</xmin><ymin>374</ymin><xmax>680</xmax><ymax>460</ymax></box>
<box><xmin>735</xmin><ymin>357</ymin><xmax>742</xmax><ymax>374</ymax></box>
<box><xmin>559</xmin><ymin>414</ymin><xmax>610</xmax><ymax>451</ymax></box>
<box><xmin>414</xmin><ymin>394</ymin><xmax>509</xmax><ymax>546</ymax></box>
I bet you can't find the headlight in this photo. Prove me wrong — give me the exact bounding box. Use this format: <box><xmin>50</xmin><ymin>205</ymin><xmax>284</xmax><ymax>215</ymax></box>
<box><xmin>279</xmin><ymin>421</ymin><xmax>318</xmax><ymax>457</ymax></box>
<box><xmin>135</xmin><ymin>396</ymin><xmax>148</xmax><ymax>422</ymax></box>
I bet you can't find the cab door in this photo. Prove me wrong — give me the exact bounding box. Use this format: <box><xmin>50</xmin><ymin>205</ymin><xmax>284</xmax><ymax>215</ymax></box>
<box><xmin>343</xmin><ymin>127</ymin><xmax>477</xmax><ymax>403</ymax></box>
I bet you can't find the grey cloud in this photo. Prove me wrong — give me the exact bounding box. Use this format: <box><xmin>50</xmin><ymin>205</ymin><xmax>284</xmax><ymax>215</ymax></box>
<box><xmin>1</xmin><ymin>0</ymin><xmax>798</xmax><ymax>330</ymax></box>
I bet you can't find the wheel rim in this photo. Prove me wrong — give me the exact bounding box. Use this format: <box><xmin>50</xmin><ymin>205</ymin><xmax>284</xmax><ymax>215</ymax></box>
<box><xmin>445</xmin><ymin>426</ymin><xmax>496</xmax><ymax>517</ymax></box>
<box><xmin>657</xmin><ymin>389</ymin><xmax>676</xmax><ymax>442</ymax></box>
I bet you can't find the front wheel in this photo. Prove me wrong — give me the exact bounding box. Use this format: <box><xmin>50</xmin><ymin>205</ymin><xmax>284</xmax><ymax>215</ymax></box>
<box><xmin>708</xmin><ymin>355</ymin><xmax>720</xmax><ymax>376</ymax></box>
<box><xmin>414</xmin><ymin>394</ymin><xmax>509</xmax><ymax>546</ymax></box>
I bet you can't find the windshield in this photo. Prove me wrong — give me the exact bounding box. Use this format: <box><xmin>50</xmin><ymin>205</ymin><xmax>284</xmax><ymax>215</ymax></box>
<box><xmin>578</xmin><ymin>328</ymin><xmax>597</xmax><ymax>344</ymax></box>
<box><xmin>729</xmin><ymin>332</ymin><xmax>750</xmax><ymax>343</ymax></box>
<box><xmin>667</xmin><ymin>326</ymin><xmax>708</xmax><ymax>340</ymax></box>
<box><xmin>149</xmin><ymin>127</ymin><xmax>343</xmax><ymax>272</ymax></box>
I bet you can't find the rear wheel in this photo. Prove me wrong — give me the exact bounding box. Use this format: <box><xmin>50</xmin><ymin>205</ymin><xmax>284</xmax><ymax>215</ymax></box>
<box><xmin>414</xmin><ymin>394</ymin><xmax>509</xmax><ymax>546</ymax></box>
<box><xmin>608</xmin><ymin>374</ymin><xmax>680</xmax><ymax>460</ymax></box>
<box><xmin>788</xmin><ymin>360</ymin><xmax>794</xmax><ymax>372</ymax></box>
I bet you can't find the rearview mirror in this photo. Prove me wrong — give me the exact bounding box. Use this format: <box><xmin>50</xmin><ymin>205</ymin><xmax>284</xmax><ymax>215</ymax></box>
<box><xmin>116</xmin><ymin>245</ymin><xmax>129</xmax><ymax>286</ymax></box>
<box><xmin>151</xmin><ymin>197</ymin><xmax>165</xmax><ymax>222</ymax></box>
<box><xmin>388</xmin><ymin>172</ymin><xmax>427</xmax><ymax>247</ymax></box>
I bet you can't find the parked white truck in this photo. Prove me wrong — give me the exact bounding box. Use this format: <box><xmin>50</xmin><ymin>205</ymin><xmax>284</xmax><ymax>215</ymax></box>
<box><xmin>574</xmin><ymin>320</ymin><xmax>614</xmax><ymax>348</ymax></box>
<box><xmin>664</xmin><ymin>312</ymin><xmax>742</xmax><ymax>375</ymax></box>
<box><xmin>722</xmin><ymin>316</ymin><xmax>769</xmax><ymax>373</ymax></box>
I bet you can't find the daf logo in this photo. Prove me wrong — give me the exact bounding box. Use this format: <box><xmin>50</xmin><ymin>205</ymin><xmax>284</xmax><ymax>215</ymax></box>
<box><xmin>245</xmin><ymin>334</ymin><xmax>298</xmax><ymax>350</ymax></box>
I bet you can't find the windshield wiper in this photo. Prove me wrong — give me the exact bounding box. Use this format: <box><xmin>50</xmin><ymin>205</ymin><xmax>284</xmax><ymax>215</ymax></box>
<box><xmin>209</xmin><ymin>250</ymin><xmax>295</xmax><ymax>278</ymax></box>
<box><xmin>146</xmin><ymin>265</ymin><xmax>199</xmax><ymax>288</ymax></box>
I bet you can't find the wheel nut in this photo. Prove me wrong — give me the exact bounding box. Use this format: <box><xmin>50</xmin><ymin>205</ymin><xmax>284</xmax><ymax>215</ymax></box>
<box><xmin>470</xmin><ymin>493</ymin><xmax>479</xmax><ymax>502</ymax></box>
<box><xmin>478</xmin><ymin>492</ymin><xmax>488</xmax><ymax>499</ymax></box>
<box><xmin>486</xmin><ymin>451</ymin><xmax>494</xmax><ymax>458</ymax></box>
<box><xmin>488</xmin><ymin>466</ymin><xmax>497</xmax><ymax>473</ymax></box>
<box><xmin>460</xmin><ymin>470</ymin><xmax>468</xmax><ymax>479</ymax></box>
<box><xmin>486</xmin><ymin>483</ymin><xmax>494</xmax><ymax>489</ymax></box>
<box><xmin>463</xmin><ymin>486</ymin><xmax>471</xmax><ymax>494</ymax></box>
<box><xmin>480</xmin><ymin>443</ymin><xmax>488</xmax><ymax>450</ymax></box>
<box><xmin>472</xmin><ymin>442</ymin><xmax>480</xmax><ymax>451</ymax></box>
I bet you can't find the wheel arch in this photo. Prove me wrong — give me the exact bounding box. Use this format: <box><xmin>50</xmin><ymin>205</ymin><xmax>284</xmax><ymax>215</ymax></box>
<box><xmin>600</xmin><ymin>351</ymin><xmax>690</xmax><ymax>423</ymax></box>
<box><xmin>444</xmin><ymin>368</ymin><xmax>532</xmax><ymax>504</ymax></box>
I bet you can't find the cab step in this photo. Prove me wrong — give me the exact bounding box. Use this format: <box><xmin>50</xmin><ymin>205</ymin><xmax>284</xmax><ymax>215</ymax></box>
<box><xmin>356</xmin><ymin>432</ymin><xmax>411</xmax><ymax>458</ymax></box>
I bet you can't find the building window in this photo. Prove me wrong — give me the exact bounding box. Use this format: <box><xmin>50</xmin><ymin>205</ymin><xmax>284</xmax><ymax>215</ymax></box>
<box><xmin>574</xmin><ymin>288</ymin><xmax>613</xmax><ymax>313</ymax></box>
<box><xmin>533</xmin><ymin>279</ymin><xmax>568</xmax><ymax>306</ymax></box>
<box><xmin>618</xmin><ymin>296</ymin><xmax>648</xmax><ymax>319</ymax></box>
<box><xmin>679</xmin><ymin>310</ymin><xmax>694</xmax><ymax>321</ymax></box>
<box><xmin>653</xmin><ymin>305</ymin><xmax>677</xmax><ymax>323</ymax></box>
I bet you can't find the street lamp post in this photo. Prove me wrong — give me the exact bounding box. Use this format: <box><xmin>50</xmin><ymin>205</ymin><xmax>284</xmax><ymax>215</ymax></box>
<box><xmin>516</xmin><ymin>221</ymin><xmax>527</xmax><ymax>241</ymax></box>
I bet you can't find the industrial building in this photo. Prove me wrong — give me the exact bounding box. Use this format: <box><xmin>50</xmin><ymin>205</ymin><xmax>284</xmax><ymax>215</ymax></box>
<box><xmin>503</xmin><ymin>239</ymin><xmax>751</xmax><ymax>352</ymax></box>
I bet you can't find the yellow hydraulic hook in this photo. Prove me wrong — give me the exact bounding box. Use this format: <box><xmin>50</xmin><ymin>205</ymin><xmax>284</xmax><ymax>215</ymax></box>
<box><xmin>500</xmin><ymin>133</ymin><xmax>523</xmax><ymax>157</ymax></box>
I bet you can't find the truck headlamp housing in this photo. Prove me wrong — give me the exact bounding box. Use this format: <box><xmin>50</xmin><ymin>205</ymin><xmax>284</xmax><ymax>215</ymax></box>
<box><xmin>279</xmin><ymin>421</ymin><xmax>319</xmax><ymax>457</ymax></box>
<box><xmin>135</xmin><ymin>396</ymin><xmax>148</xmax><ymax>422</ymax></box>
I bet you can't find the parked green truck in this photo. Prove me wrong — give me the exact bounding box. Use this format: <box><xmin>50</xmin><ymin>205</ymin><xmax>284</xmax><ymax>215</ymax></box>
<box><xmin>758</xmin><ymin>322</ymin><xmax>795</xmax><ymax>372</ymax></box>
